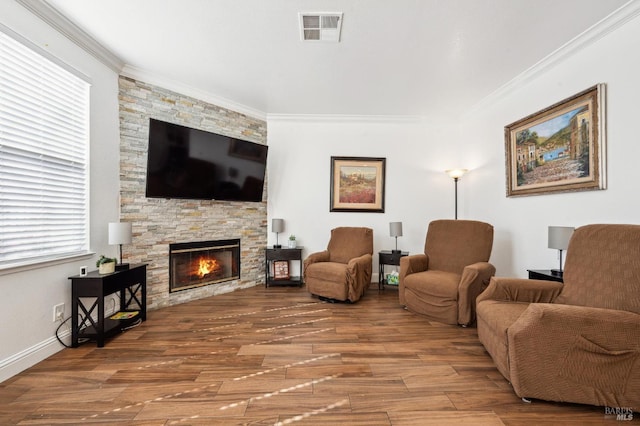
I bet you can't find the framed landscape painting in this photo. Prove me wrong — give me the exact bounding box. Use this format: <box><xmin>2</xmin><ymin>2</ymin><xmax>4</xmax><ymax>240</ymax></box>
<box><xmin>505</xmin><ymin>84</ymin><xmax>607</xmax><ymax>197</ymax></box>
<box><xmin>330</xmin><ymin>156</ymin><xmax>386</xmax><ymax>212</ymax></box>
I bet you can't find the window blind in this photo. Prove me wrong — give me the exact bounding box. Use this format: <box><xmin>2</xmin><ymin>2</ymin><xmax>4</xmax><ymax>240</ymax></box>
<box><xmin>0</xmin><ymin>29</ymin><xmax>90</xmax><ymax>267</ymax></box>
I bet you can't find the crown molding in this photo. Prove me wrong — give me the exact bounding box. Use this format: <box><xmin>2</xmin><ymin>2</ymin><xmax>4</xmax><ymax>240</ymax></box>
<box><xmin>266</xmin><ymin>113</ymin><xmax>426</xmax><ymax>124</ymax></box>
<box><xmin>465</xmin><ymin>0</ymin><xmax>640</xmax><ymax>117</ymax></box>
<box><xmin>121</xmin><ymin>65</ymin><xmax>267</xmax><ymax>121</ymax></box>
<box><xmin>16</xmin><ymin>0</ymin><xmax>124</xmax><ymax>72</ymax></box>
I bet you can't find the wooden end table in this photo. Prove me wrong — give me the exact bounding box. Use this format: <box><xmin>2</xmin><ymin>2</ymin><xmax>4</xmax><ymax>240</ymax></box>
<box><xmin>378</xmin><ymin>250</ymin><xmax>409</xmax><ymax>290</ymax></box>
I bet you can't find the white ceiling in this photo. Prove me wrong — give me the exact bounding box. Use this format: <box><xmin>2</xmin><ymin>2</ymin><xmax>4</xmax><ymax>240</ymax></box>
<box><xmin>42</xmin><ymin>0</ymin><xmax>630</xmax><ymax>118</ymax></box>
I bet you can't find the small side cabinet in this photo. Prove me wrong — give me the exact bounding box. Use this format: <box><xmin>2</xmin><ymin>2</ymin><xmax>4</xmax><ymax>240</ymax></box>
<box><xmin>265</xmin><ymin>247</ymin><xmax>303</xmax><ymax>287</ymax></box>
<box><xmin>69</xmin><ymin>264</ymin><xmax>147</xmax><ymax>347</ymax></box>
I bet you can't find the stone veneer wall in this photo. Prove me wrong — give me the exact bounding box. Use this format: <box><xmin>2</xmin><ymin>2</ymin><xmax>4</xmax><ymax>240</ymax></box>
<box><xmin>118</xmin><ymin>76</ymin><xmax>267</xmax><ymax>310</ymax></box>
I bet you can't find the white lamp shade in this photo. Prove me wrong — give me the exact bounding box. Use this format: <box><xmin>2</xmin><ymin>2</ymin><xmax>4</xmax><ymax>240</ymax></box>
<box><xmin>446</xmin><ymin>169</ymin><xmax>468</xmax><ymax>179</ymax></box>
<box><xmin>390</xmin><ymin>222</ymin><xmax>403</xmax><ymax>237</ymax></box>
<box><xmin>548</xmin><ymin>226</ymin><xmax>574</xmax><ymax>250</ymax></box>
<box><xmin>272</xmin><ymin>218</ymin><xmax>284</xmax><ymax>233</ymax></box>
<box><xmin>108</xmin><ymin>222</ymin><xmax>132</xmax><ymax>245</ymax></box>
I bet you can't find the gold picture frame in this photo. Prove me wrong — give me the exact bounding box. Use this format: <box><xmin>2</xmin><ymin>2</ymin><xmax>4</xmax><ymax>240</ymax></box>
<box><xmin>505</xmin><ymin>84</ymin><xmax>606</xmax><ymax>197</ymax></box>
<box><xmin>330</xmin><ymin>156</ymin><xmax>386</xmax><ymax>212</ymax></box>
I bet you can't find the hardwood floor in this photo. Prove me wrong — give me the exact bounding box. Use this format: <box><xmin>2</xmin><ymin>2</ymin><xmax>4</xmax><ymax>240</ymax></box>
<box><xmin>0</xmin><ymin>284</ymin><xmax>610</xmax><ymax>425</ymax></box>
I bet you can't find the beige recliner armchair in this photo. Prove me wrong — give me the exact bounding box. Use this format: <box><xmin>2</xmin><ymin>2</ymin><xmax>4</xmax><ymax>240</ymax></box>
<box><xmin>476</xmin><ymin>224</ymin><xmax>640</xmax><ymax>408</ymax></box>
<box><xmin>399</xmin><ymin>219</ymin><xmax>495</xmax><ymax>326</ymax></box>
<box><xmin>304</xmin><ymin>227</ymin><xmax>373</xmax><ymax>303</ymax></box>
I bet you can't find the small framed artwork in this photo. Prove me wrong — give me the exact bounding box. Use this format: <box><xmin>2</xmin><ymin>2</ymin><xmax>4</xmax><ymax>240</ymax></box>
<box><xmin>330</xmin><ymin>156</ymin><xmax>386</xmax><ymax>212</ymax></box>
<box><xmin>505</xmin><ymin>84</ymin><xmax>607</xmax><ymax>197</ymax></box>
<box><xmin>273</xmin><ymin>260</ymin><xmax>290</xmax><ymax>280</ymax></box>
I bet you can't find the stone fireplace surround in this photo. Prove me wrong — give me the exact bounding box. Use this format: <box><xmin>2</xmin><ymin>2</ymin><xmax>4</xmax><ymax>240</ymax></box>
<box><xmin>118</xmin><ymin>76</ymin><xmax>267</xmax><ymax>310</ymax></box>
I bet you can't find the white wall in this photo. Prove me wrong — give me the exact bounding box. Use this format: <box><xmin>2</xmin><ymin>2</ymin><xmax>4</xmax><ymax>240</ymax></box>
<box><xmin>266</xmin><ymin>117</ymin><xmax>464</xmax><ymax>275</ymax></box>
<box><xmin>0</xmin><ymin>1</ymin><xmax>120</xmax><ymax>382</ymax></box>
<box><xmin>459</xmin><ymin>11</ymin><xmax>640</xmax><ymax>278</ymax></box>
<box><xmin>266</xmin><ymin>12</ymin><xmax>640</xmax><ymax>281</ymax></box>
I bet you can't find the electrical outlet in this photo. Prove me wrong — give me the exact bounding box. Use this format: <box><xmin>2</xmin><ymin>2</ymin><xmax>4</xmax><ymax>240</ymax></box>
<box><xmin>53</xmin><ymin>303</ymin><xmax>65</xmax><ymax>322</ymax></box>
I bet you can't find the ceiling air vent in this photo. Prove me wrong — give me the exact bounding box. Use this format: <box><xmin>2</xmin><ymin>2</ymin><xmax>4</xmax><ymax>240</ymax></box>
<box><xmin>299</xmin><ymin>12</ymin><xmax>343</xmax><ymax>42</ymax></box>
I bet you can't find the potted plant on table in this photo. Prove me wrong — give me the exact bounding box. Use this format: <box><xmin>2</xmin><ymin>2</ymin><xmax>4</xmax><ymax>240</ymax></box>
<box><xmin>96</xmin><ymin>255</ymin><xmax>117</xmax><ymax>274</ymax></box>
<box><xmin>288</xmin><ymin>234</ymin><xmax>297</xmax><ymax>248</ymax></box>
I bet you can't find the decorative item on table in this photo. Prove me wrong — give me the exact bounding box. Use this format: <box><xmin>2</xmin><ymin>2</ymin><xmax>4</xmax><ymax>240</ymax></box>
<box><xmin>108</xmin><ymin>222</ymin><xmax>132</xmax><ymax>270</ymax></box>
<box><xmin>288</xmin><ymin>234</ymin><xmax>297</xmax><ymax>248</ymax></box>
<box><xmin>389</xmin><ymin>222</ymin><xmax>403</xmax><ymax>253</ymax></box>
<box><xmin>110</xmin><ymin>311</ymin><xmax>138</xmax><ymax>320</ymax></box>
<box><xmin>445</xmin><ymin>169</ymin><xmax>468</xmax><ymax>220</ymax></box>
<box><xmin>386</xmin><ymin>271</ymin><xmax>399</xmax><ymax>285</ymax></box>
<box><xmin>272</xmin><ymin>218</ymin><xmax>284</xmax><ymax>248</ymax></box>
<box><xmin>548</xmin><ymin>226</ymin><xmax>574</xmax><ymax>276</ymax></box>
<box><xmin>273</xmin><ymin>260</ymin><xmax>290</xmax><ymax>280</ymax></box>
<box><xmin>96</xmin><ymin>255</ymin><xmax>117</xmax><ymax>274</ymax></box>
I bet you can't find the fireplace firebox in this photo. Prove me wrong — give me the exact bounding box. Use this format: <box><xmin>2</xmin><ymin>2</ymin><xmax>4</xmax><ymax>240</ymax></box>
<box><xmin>169</xmin><ymin>239</ymin><xmax>240</xmax><ymax>292</ymax></box>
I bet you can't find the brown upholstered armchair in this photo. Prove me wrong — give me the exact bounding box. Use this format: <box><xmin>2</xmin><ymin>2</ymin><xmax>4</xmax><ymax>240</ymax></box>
<box><xmin>399</xmin><ymin>219</ymin><xmax>495</xmax><ymax>326</ymax></box>
<box><xmin>476</xmin><ymin>224</ymin><xmax>640</xmax><ymax>408</ymax></box>
<box><xmin>304</xmin><ymin>227</ymin><xmax>373</xmax><ymax>303</ymax></box>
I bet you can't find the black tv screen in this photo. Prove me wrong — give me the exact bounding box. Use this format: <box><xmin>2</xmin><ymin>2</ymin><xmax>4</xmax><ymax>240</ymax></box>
<box><xmin>145</xmin><ymin>119</ymin><xmax>268</xmax><ymax>202</ymax></box>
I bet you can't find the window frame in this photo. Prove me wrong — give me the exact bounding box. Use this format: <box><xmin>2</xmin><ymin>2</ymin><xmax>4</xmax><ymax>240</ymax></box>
<box><xmin>0</xmin><ymin>24</ymin><xmax>91</xmax><ymax>272</ymax></box>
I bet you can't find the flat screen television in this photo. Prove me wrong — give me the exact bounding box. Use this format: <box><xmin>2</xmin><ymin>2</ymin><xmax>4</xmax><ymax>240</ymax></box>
<box><xmin>145</xmin><ymin>118</ymin><xmax>268</xmax><ymax>202</ymax></box>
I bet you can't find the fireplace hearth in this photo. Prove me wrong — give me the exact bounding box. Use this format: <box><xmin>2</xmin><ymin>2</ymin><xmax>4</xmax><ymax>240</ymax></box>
<box><xmin>169</xmin><ymin>239</ymin><xmax>240</xmax><ymax>292</ymax></box>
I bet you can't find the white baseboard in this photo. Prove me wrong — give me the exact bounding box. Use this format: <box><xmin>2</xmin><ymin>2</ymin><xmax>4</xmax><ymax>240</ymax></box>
<box><xmin>0</xmin><ymin>299</ymin><xmax>123</xmax><ymax>383</ymax></box>
<box><xmin>0</xmin><ymin>329</ymin><xmax>70</xmax><ymax>383</ymax></box>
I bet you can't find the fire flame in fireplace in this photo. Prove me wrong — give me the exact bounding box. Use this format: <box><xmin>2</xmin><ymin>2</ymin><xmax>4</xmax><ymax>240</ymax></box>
<box><xmin>196</xmin><ymin>257</ymin><xmax>220</xmax><ymax>278</ymax></box>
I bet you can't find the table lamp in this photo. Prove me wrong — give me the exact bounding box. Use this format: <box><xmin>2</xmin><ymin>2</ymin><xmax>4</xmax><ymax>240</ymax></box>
<box><xmin>548</xmin><ymin>226</ymin><xmax>574</xmax><ymax>276</ymax></box>
<box><xmin>272</xmin><ymin>218</ymin><xmax>284</xmax><ymax>248</ymax></box>
<box><xmin>108</xmin><ymin>222</ymin><xmax>132</xmax><ymax>270</ymax></box>
<box><xmin>390</xmin><ymin>222</ymin><xmax>403</xmax><ymax>254</ymax></box>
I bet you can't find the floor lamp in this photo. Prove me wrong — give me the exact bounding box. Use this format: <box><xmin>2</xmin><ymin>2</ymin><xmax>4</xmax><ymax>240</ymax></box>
<box><xmin>445</xmin><ymin>169</ymin><xmax>468</xmax><ymax>220</ymax></box>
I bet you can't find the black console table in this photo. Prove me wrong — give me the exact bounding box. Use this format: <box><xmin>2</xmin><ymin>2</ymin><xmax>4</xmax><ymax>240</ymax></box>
<box><xmin>69</xmin><ymin>264</ymin><xmax>147</xmax><ymax>347</ymax></box>
<box><xmin>265</xmin><ymin>247</ymin><xmax>303</xmax><ymax>287</ymax></box>
<box><xmin>527</xmin><ymin>269</ymin><xmax>564</xmax><ymax>283</ymax></box>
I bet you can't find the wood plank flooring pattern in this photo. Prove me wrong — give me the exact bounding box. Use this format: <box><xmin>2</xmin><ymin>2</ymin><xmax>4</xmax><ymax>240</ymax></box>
<box><xmin>0</xmin><ymin>285</ymin><xmax>611</xmax><ymax>425</ymax></box>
